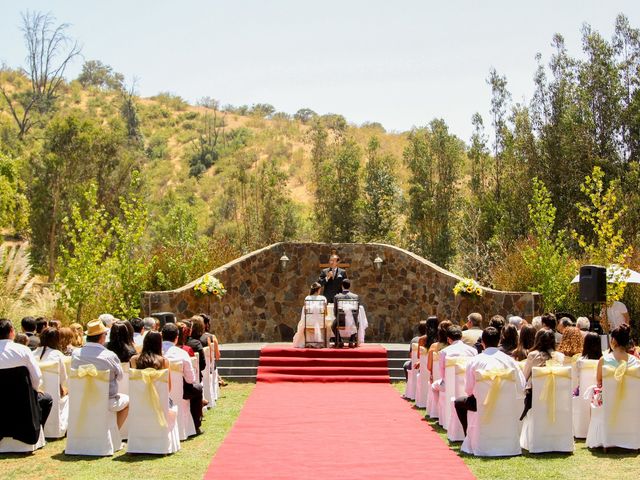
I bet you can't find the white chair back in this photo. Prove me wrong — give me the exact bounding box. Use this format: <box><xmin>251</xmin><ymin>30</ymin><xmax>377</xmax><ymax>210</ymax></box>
<box><xmin>427</xmin><ymin>351</ymin><xmax>442</xmax><ymax>419</ymax></box>
<box><xmin>415</xmin><ymin>346</ymin><xmax>429</xmax><ymax>408</ymax></box>
<box><xmin>126</xmin><ymin>368</ymin><xmax>180</xmax><ymax>454</ymax></box>
<box><xmin>586</xmin><ymin>363</ymin><xmax>640</xmax><ymax>449</ymax></box>
<box><xmin>461</xmin><ymin>368</ymin><xmax>521</xmax><ymax>456</ymax></box>
<box><xmin>118</xmin><ymin>363</ymin><xmax>130</xmax><ymax>395</ymax></box>
<box><xmin>65</xmin><ymin>365</ymin><xmax>122</xmax><ymax>456</ymax></box>
<box><xmin>39</xmin><ymin>360</ymin><xmax>68</xmax><ymax>438</ymax></box>
<box><xmin>404</xmin><ymin>343</ymin><xmax>418</xmax><ymax>400</ymax></box>
<box><xmin>520</xmin><ymin>365</ymin><xmax>574</xmax><ymax>453</ymax></box>
<box><xmin>169</xmin><ymin>361</ymin><xmax>196</xmax><ymax>441</ymax></box>
<box><xmin>202</xmin><ymin>346</ymin><xmax>216</xmax><ymax>408</ymax></box>
<box><xmin>572</xmin><ymin>359</ymin><xmax>598</xmax><ymax>438</ymax></box>
<box><xmin>446</xmin><ymin>357</ymin><xmax>469</xmax><ymax>441</ymax></box>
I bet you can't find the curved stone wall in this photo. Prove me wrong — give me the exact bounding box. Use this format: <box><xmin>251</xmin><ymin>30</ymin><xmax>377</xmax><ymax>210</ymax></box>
<box><xmin>142</xmin><ymin>242</ymin><xmax>542</xmax><ymax>343</ymax></box>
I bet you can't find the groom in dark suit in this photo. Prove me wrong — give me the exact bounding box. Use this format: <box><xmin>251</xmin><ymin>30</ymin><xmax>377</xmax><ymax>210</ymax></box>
<box><xmin>318</xmin><ymin>254</ymin><xmax>347</xmax><ymax>304</ymax></box>
<box><xmin>331</xmin><ymin>279</ymin><xmax>360</xmax><ymax>348</ymax></box>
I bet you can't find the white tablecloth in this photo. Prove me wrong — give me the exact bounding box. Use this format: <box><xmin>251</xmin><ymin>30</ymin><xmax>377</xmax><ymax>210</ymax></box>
<box><xmin>292</xmin><ymin>304</ymin><xmax>368</xmax><ymax>348</ymax></box>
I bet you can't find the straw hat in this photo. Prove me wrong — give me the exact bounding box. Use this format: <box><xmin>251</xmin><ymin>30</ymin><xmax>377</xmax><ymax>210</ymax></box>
<box><xmin>85</xmin><ymin>319</ymin><xmax>108</xmax><ymax>336</ymax></box>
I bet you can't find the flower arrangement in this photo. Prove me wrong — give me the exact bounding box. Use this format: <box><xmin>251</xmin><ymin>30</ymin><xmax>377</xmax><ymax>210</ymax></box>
<box><xmin>453</xmin><ymin>278</ymin><xmax>483</xmax><ymax>298</ymax></box>
<box><xmin>193</xmin><ymin>274</ymin><xmax>226</xmax><ymax>299</ymax></box>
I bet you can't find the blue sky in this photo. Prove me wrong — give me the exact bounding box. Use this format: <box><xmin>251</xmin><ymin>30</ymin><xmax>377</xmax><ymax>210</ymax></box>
<box><xmin>1</xmin><ymin>1</ymin><xmax>639</xmax><ymax>140</ymax></box>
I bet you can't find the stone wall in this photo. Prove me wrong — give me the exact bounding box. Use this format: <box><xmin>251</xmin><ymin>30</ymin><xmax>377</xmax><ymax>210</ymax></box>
<box><xmin>142</xmin><ymin>242</ymin><xmax>542</xmax><ymax>343</ymax></box>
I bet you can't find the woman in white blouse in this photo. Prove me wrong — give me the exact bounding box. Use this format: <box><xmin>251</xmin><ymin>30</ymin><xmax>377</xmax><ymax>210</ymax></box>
<box><xmin>33</xmin><ymin>327</ymin><xmax>68</xmax><ymax>396</ymax></box>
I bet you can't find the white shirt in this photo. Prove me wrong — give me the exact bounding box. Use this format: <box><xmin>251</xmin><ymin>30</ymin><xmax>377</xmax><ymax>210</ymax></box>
<box><xmin>464</xmin><ymin>347</ymin><xmax>525</xmax><ymax>397</ymax></box>
<box><xmin>607</xmin><ymin>301</ymin><xmax>629</xmax><ymax>330</ymax></box>
<box><xmin>162</xmin><ymin>340</ymin><xmax>196</xmax><ymax>385</ymax></box>
<box><xmin>133</xmin><ymin>332</ymin><xmax>144</xmax><ymax>347</ymax></box>
<box><xmin>461</xmin><ymin>328</ymin><xmax>482</xmax><ymax>347</ymax></box>
<box><xmin>33</xmin><ymin>346</ymin><xmax>69</xmax><ymax>389</ymax></box>
<box><xmin>439</xmin><ymin>339</ymin><xmax>478</xmax><ymax>380</ymax></box>
<box><xmin>71</xmin><ymin>342</ymin><xmax>123</xmax><ymax>398</ymax></box>
<box><xmin>0</xmin><ymin>339</ymin><xmax>42</xmax><ymax>389</ymax></box>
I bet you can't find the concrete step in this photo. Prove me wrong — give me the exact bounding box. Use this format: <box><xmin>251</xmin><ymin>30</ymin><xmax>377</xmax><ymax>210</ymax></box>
<box><xmin>218</xmin><ymin>357</ymin><xmax>260</xmax><ymax>368</ymax></box>
<box><xmin>223</xmin><ymin>375</ymin><xmax>257</xmax><ymax>383</ymax></box>
<box><xmin>219</xmin><ymin>366</ymin><xmax>258</xmax><ymax>377</ymax></box>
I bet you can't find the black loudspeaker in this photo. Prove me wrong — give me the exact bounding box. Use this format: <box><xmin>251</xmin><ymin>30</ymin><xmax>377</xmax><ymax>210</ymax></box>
<box><xmin>579</xmin><ymin>265</ymin><xmax>607</xmax><ymax>303</ymax></box>
<box><xmin>151</xmin><ymin>311</ymin><xmax>176</xmax><ymax>328</ymax></box>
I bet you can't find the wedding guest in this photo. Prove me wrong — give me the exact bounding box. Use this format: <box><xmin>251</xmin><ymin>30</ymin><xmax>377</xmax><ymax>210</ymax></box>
<box><xmin>597</xmin><ymin>324</ymin><xmax>638</xmax><ymax>388</ymax></box>
<box><xmin>557</xmin><ymin>326</ymin><xmax>583</xmax><ymax>357</ymax></box>
<box><xmin>121</xmin><ymin>319</ymin><xmax>135</xmax><ymax>347</ymax></box>
<box><xmin>106</xmin><ymin>322</ymin><xmax>136</xmax><ymax>363</ymax></box>
<box><xmin>581</xmin><ymin>332</ymin><xmax>603</xmax><ymax>361</ymax></box>
<box><xmin>21</xmin><ymin>316</ymin><xmax>40</xmax><ymax>350</ymax></box>
<box><xmin>513</xmin><ymin>324</ymin><xmax>536</xmax><ymax>361</ymax></box>
<box><xmin>162</xmin><ymin>322</ymin><xmax>204</xmax><ymax>435</ymax></box>
<box><xmin>454</xmin><ymin>327</ymin><xmax>525</xmax><ymax>435</ymax></box>
<box><xmin>427</xmin><ymin>320</ymin><xmax>452</xmax><ymax>381</ymax></box>
<box><xmin>508</xmin><ymin>315</ymin><xmax>525</xmax><ymax>331</ymax></box>
<box><xmin>186</xmin><ymin>316</ymin><xmax>206</xmax><ymax>379</ymax></box>
<box><xmin>461</xmin><ymin>313</ymin><xmax>483</xmax><ymax>347</ymax></box>
<box><xmin>68</xmin><ymin>323</ymin><xmax>85</xmax><ymax>348</ymax></box>
<box><xmin>48</xmin><ymin>319</ymin><xmax>61</xmax><ymax>329</ymax></box>
<box><xmin>531</xmin><ymin>316</ymin><xmax>542</xmax><ymax>331</ymax></box>
<box><xmin>58</xmin><ymin>327</ymin><xmax>76</xmax><ymax>355</ymax></box>
<box><xmin>33</xmin><ymin>327</ymin><xmax>68</xmax><ymax>394</ymax></box>
<box><xmin>176</xmin><ymin>321</ymin><xmax>195</xmax><ymax>357</ymax></box>
<box><xmin>556</xmin><ymin>317</ymin><xmax>574</xmax><ymax>344</ymax></box>
<box><xmin>130</xmin><ymin>331</ymin><xmax>169</xmax><ymax>372</ymax></box>
<box><xmin>499</xmin><ymin>324</ymin><xmax>518</xmax><ymax>356</ymax></box>
<box><xmin>438</xmin><ymin>325</ymin><xmax>477</xmax><ymax>384</ymax></box>
<box><xmin>602</xmin><ymin>300</ymin><xmax>631</xmax><ymax>331</ymax></box>
<box><xmin>576</xmin><ymin>316</ymin><xmax>590</xmax><ymax>337</ymax></box>
<box><xmin>521</xmin><ymin>329</ymin><xmax>564</xmax><ymax>419</ymax></box>
<box><xmin>540</xmin><ymin>312</ymin><xmax>560</xmax><ymax>345</ymax></box>
<box><xmin>35</xmin><ymin>317</ymin><xmax>47</xmax><ymax>335</ymax></box>
<box><xmin>198</xmin><ymin>313</ymin><xmax>224</xmax><ymax>386</ymax></box>
<box><xmin>403</xmin><ymin>320</ymin><xmax>427</xmax><ymax>381</ymax></box>
<box><xmin>0</xmin><ymin>319</ymin><xmax>53</xmax><ymax>430</ymax></box>
<box><xmin>131</xmin><ymin>318</ymin><xmax>145</xmax><ymax>347</ymax></box>
<box><xmin>475</xmin><ymin>315</ymin><xmax>506</xmax><ymax>353</ymax></box>
<box><xmin>142</xmin><ymin>317</ymin><xmax>156</xmax><ymax>334</ymax></box>
<box><xmin>14</xmin><ymin>333</ymin><xmax>29</xmax><ymax>346</ymax></box>
<box><xmin>72</xmin><ymin>319</ymin><xmax>129</xmax><ymax>429</ymax></box>
<box><xmin>98</xmin><ymin>313</ymin><xmax>116</xmax><ymax>342</ymax></box>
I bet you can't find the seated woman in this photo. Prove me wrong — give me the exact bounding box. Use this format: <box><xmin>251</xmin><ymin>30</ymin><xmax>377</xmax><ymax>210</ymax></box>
<box><xmin>426</xmin><ymin>320</ymin><xmax>452</xmax><ymax>382</ymax></box>
<box><xmin>596</xmin><ymin>324</ymin><xmax>638</xmax><ymax>389</ymax></box>
<box><xmin>512</xmin><ymin>324</ymin><xmax>536</xmax><ymax>361</ymax></box>
<box><xmin>557</xmin><ymin>326</ymin><xmax>583</xmax><ymax>358</ymax></box>
<box><xmin>521</xmin><ymin>329</ymin><xmax>565</xmax><ymax>419</ymax></box>
<box><xmin>292</xmin><ymin>282</ymin><xmax>327</xmax><ymax>348</ymax></box>
<box><xmin>498</xmin><ymin>324</ymin><xmax>518</xmax><ymax>357</ymax></box>
<box><xmin>33</xmin><ymin>327</ymin><xmax>68</xmax><ymax>396</ymax></box>
<box><xmin>106</xmin><ymin>322</ymin><xmax>137</xmax><ymax>363</ymax></box>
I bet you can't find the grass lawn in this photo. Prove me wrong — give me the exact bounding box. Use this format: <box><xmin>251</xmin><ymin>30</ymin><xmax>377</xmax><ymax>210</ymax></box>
<box><xmin>2</xmin><ymin>382</ymin><xmax>254</xmax><ymax>480</ymax></box>
<box><xmin>391</xmin><ymin>382</ymin><xmax>640</xmax><ymax>480</ymax></box>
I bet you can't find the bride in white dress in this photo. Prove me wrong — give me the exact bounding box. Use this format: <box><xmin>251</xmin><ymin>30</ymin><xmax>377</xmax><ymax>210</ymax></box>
<box><xmin>292</xmin><ymin>282</ymin><xmax>327</xmax><ymax>348</ymax></box>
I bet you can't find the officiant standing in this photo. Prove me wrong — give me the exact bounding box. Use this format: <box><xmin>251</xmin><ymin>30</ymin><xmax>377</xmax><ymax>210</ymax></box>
<box><xmin>318</xmin><ymin>254</ymin><xmax>347</xmax><ymax>304</ymax></box>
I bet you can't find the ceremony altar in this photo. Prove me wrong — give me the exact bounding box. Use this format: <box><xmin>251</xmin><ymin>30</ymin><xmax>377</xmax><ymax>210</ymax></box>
<box><xmin>292</xmin><ymin>304</ymin><xmax>368</xmax><ymax>348</ymax></box>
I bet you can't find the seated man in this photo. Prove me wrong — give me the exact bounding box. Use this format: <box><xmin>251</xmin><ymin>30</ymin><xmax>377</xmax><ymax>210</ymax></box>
<box><xmin>461</xmin><ymin>313</ymin><xmax>483</xmax><ymax>347</ymax></box>
<box><xmin>21</xmin><ymin>316</ymin><xmax>40</xmax><ymax>351</ymax></box>
<box><xmin>71</xmin><ymin>319</ymin><xmax>129</xmax><ymax>429</ymax></box>
<box><xmin>162</xmin><ymin>322</ymin><xmax>204</xmax><ymax>435</ymax></box>
<box><xmin>437</xmin><ymin>325</ymin><xmax>477</xmax><ymax>388</ymax></box>
<box><xmin>131</xmin><ymin>317</ymin><xmax>145</xmax><ymax>348</ymax></box>
<box><xmin>0</xmin><ymin>319</ymin><xmax>53</xmax><ymax>441</ymax></box>
<box><xmin>331</xmin><ymin>279</ymin><xmax>359</xmax><ymax>348</ymax></box>
<box><xmin>454</xmin><ymin>327</ymin><xmax>525</xmax><ymax>435</ymax></box>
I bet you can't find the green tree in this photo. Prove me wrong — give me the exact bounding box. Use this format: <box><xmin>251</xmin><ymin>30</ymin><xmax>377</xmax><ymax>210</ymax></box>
<box><xmin>0</xmin><ymin>153</ymin><xmax>29</xmax><ymax>234</ymax></box>
<box><xmin>77</xmin><ymin>60</ymin><xmax>124</xmax><ymax>90</ymax></box>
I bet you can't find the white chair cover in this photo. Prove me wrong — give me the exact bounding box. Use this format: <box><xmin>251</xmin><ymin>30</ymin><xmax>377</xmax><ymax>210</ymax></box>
<box><xmin>169</xmin><ymin>361</ymin><xmax>196</xmax><ymax>441</ymax></box>
<box><xmin>39</xmin><ymin>360</ymin><xmax>68</xmax><ymax>438</ymax></box>
<box><xmin>65</xmin><ymin>365</ymin><xmax>122</xmax><ymax>456</ymax></box>
<box><xmin>427</xmin><ymin>353</ymin><xmax>442</xmax><ymax>419</ymax></box>
<box><xmin>0</xmin><ymin>428</ymin><xmax>45</xmax><ymax>453</ymax></box>
<box><xmin>586</xmin><ymin>363</ymin><xmax>640</xmax><ymax>450</ymax></box>
<box><xmin>520</xmin><ymin>366</ymin><xmax>574</xmax><ymax>453</ymax></box>
<box><xmin>415</xmin><ymin>346</ymin><xmax>429</xmax><ymax>408</ymax></box>
<box><xmin>202</xmin><ymin>346</ymin><xmax>216</xmax><ymax>408</ymax></box>
<box><xmin>118</xmin><ymin>363</ymin><xmax>130</xmax><ymax>440</ymax></box>
<box><xmin>461</xmin><ymin>368</ymin><xmax>521</xmax><ymax>457</ymax></box>
<box><xmin>337</xmin><ymin>300</ymin><xmax>359</xmax><ymax>339</ymax></box>
<box><xmin>126</xmin><ymin>368</ymin><xmax>180</xmax><ymax>455</ymax></box>
<box><xmin>404</xmin><ymin>343</ymin><xmax>418</xmax><ymax>400</ymax></box>
<box><xmin>446</xmin><ymin>358</ymin><xmax>469</xmax><ymax>441</ymax></box>
<box><xmin>572</xmin><ymin>359</ymin><xmax>598</xmax><ymax>438</ymax></box>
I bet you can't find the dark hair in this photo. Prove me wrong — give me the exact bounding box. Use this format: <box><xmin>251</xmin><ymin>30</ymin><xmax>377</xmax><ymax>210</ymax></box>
<box><xmin>35</xmin><ymin>318</ymin><xmax>48</xmax><ymax>334</ymax></box>
<box><xmin>541</xmin><ymin>312</ymin><xmax>557</xmax><ymax>331</ymax></box>
<box><xmin>107</xmin><ymin>323</ymin><xmax>134</xmax><ymax>362</ymax></box>
<box><xmin>500</xmin><ymin>324</ymin><xmax>518</xmax><ymax>353</ymax></box>
<box><xmin>342</xmin><ymin>279</ymin><xmax>351</xmax><ymax>290</ymax></box>
<box><xmin>417</xmin><ymin>320</ymin><xmax>427</xmax><ymax>336</ymax></box>
<box><xmin>309</xmin><ymin>282</ymin><xmax>322</xmax><ymax>295</ymax></box>
<box><xmin>489</xmin><ymin>315</ymin><xmax>505</xmax><ymax>331</ymax></box>
<box><xmin>582</xmin><ymin>332</ymin><xmax>603</xmax><ymax>360</ymax></box>
<box><xmin>426</xmin><ymin>316</ymin><xmax>439</xmax><ymax>348</ymax></box>
<box><xmin>199</xmin><ymin>313</ymin><xmax>211</xmax><ymax>327</ymax></box>
<box><xmin>446</xmin><ymin>325</ymin><xmax>462</xmax><ymax>341</ymax></box>
<box><xmin>87</xmin><ymin>334</ymin><xmax>104</xmax><ymax>343</ymax></box>
<box><xmin>14</xmin><ymin>333</ymin><xmax>28</xmax><ymax>345</ymax></box>
<box><xmin>121</xmin><ymin>320</ymin><xmax>135</xmax><ymax>345</ymax></box>
<box><xmin>48</xmin><ymin>319</ymin><xmax>61</xmax><ymax>329</ymax></box>
<box><xmin>513</xmin><ymin>324</ymin><xmax>536</xmax><ymax>361</ymax></box>
<box><xmin>437</xmin><ymin>320</ymin><xmax>452</xmax><ymax>344</ymax></box>
<box><xmin>532</xmin><ymin>329</ymin><xmax>556</xmax><ymax>357</ymax></box>
<box><xmin>611</xmin><ymin>323</ymin><xmax>632</xmax><ymax>349</ymax></box>
<box><xmin>190</xmin><ymin>316</ymin><xmax>205</xmax><ymax>339</ymax></box>
<box><xmin>39</xmin><ymin>327</ymin><xmax>61</xmax><ymax>359</ymax></box>
<box><xmin>131</xmin><ymin>317</ymin><xmax>144</xmax><ymax>333</ymax></box>
<box><xmin>21</xmin><ymin>316</ymin><xmax>36</xmax><ymax>333</ymax></box>
<box><xmin>162</xmin><ymin>322</ymin><xmax>179</xmax><ymax>343</ymax></box>
<box><xmin>482</xmin><ymin>327</ymin><xmax>500</xmax><ymax>348</ymax></box>
<box><xmin>136</xmin><ymin>331</ymin><xmax>164</xmax><ymax>370</ymax></box>
<box><xmin>0</xmin><ymin>319</ymin><xmax>14</xmax><ymax>339</ymax></box>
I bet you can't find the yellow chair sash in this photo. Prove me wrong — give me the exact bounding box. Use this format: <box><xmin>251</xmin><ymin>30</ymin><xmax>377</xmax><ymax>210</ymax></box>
<box><xmin>445</xmin><ymin>357</ymin><xmax>469</xmax><ymax>368</ymax></box>
<box><xmin>39</xmin><ymin>361</ymin><xmax>59</xmax><ymax>374</ymax></box>
<box><xmin>603</xmin><ymin>362</ymin><xmax>640</xmax><ymax>424</ymax></box>
<box><xmin>169</xmin><ymin>361</ymin><xmax>183</xmax><ymax>373</ymax></box>
<box><xmin>533</xmin><ymin>366</ymin><xmax>571</xmax><ymax>424</ymax></box>
<box><xmin>70</xmin><ymin>364</ymin><xmax>110</xmax><ymax>434</ymax></box>
<box><xmin>130</xmin><ymin>368</ymin><xmax>168</xmax><ymax>428</ymax></box>
<box><xmin>476</xmin><ymin>368</ymin><xmax>515</xmax><ymax>423</ymax></box>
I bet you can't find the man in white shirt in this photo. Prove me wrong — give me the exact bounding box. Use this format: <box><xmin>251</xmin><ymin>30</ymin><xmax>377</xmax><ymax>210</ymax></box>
<box><xmin>439</xmin><ymin>325</ymin><xmax>477</xmax><ymax>382</ymax></box>
<box><xmin>604</xmin><ymin>300</ymin><xmax>630</xmax><ymax>331</ymax></box>
<box><xmin>72</xmin><ymin>319</ymin><xmax>129</xmax><ymax>428</ymax></box>
<box><xmin>461</xmin><ymin>312</ymin><xmax>483</xmax><ymax>348</ymax></box>
<box><xmin>162</xmin><ymin>322</ymin><xmax>204</xmax><ymax>434</ymax></box>
<box><xmin>0</xmin><ymin>319</ymin><xmax>53</xmax><ymax>429</ymax></box>
<box><xmin>131</xmin><ymin>317</ymin><xmax>144</xmax><ymax>347</ymax></box>
<box><xmin>454</xmin><ymin>327</ymin><xmax>525</xmax><ymax>435</ymax></box>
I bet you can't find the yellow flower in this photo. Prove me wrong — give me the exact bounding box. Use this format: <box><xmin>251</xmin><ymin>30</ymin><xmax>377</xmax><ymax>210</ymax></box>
<box><xmin>476</xmin><ymin>288</ymin><xmax>482</xmax><ymax>295</ymax></box>
<box><xmin>466</xmin><ymin>286</ymin><xmax>473</xmax><ymax>293</ymax></box>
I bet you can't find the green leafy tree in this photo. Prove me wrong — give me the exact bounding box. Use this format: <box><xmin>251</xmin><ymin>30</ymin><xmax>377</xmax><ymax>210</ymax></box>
<box><xmin>0</xmin><ymin>153</ymin><xmax>29</xmax><ymax>234</ymax></box>
<box><xmin>77</xmin><ymin>60</ymin><xmax>124</xmax><ymax>90</ymax></box>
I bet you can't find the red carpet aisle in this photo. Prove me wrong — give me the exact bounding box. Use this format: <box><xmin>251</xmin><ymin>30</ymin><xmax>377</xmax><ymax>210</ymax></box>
<box><xmin>204</xmin><ymin>346</ymin><xmax>475</xmax><ymax>480</ymax></box>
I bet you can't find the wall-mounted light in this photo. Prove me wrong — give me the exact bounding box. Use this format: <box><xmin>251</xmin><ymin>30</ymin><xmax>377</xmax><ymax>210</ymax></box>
<box><xmin>280</xmin><ymin>254</ymin><xmax>290</xmax><ymax>270</ymax></box>
<box><xmin>374</xmin><ymin>255</ymin><xmax>383</xmax><ymax>271</ymax></box>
